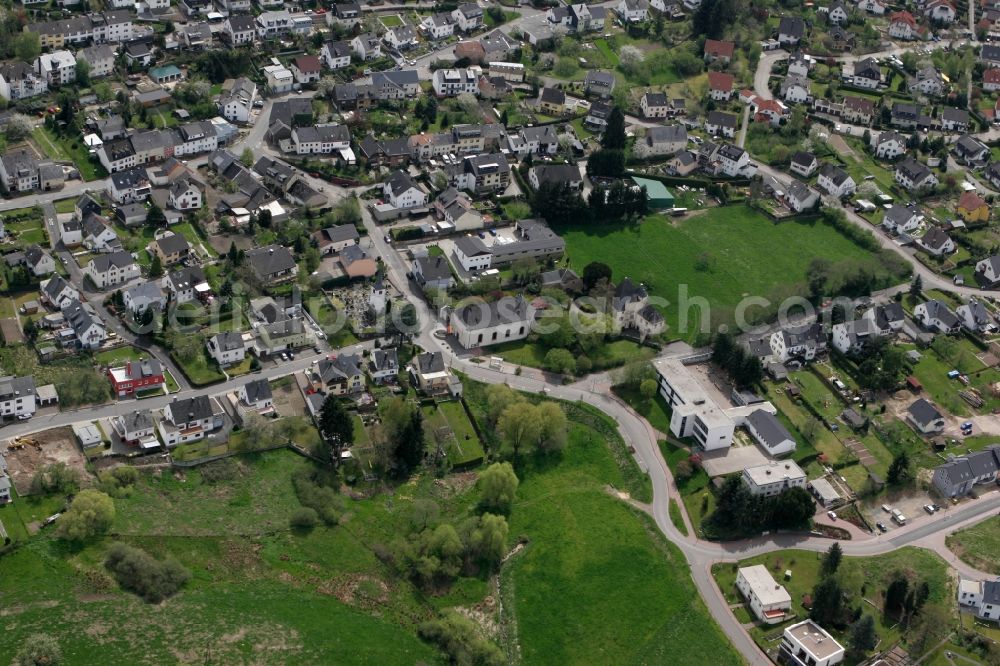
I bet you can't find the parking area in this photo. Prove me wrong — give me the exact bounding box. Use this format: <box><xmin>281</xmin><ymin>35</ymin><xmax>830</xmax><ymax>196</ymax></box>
<box><xmin>862</xmin><ymin>490</ymin><xmax>944</xmax><ymax>533</ymax></box>
<box><xmin>700</xmin><ymin>437</ymin><xmax>771</xmax><ymax>477</ymax></box>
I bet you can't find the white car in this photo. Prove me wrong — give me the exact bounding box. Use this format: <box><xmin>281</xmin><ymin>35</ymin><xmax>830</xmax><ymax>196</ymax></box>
<box><xmin>827</xmin><ymin>511</ymin><xmax>837</xmax><ymax>521</ymax></box>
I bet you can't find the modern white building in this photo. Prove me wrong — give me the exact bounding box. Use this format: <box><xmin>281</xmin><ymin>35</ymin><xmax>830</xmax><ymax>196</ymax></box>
<box><xmin>959</xmin><ymin>578</ymin><xmax>1000</xmax><ymax>621</ymax></box>
<box><xmin>0</xmin><ymin>375</ymin><xmax>37</xmax><ymax>420</ymax></box>
<box><xmin>741</xmin><ymin>461</ymin><xmax>806</xmax><ymax>497</ymax></box>
<box><xmin>780</xmin><ymin>620</ymin><xmax>845</xmax><ymax>666</ymax></box>
<box><xmin>652</xmin><ymin>358</ymin><xmax>779</xmax><ymax>452</ymax></box>
<box><xmin>736</xmin><ymin>565</ymin><xmax>792</xmax><ymax>624</ymax></box>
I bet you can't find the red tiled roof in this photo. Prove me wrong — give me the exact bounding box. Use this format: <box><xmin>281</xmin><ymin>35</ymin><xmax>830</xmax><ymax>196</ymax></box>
<box><xmin>704</xmin><ymin>39</ymin><xmax>735</xmax><ymax>58</ymax></box>
<box><xmin>958</xmin><ymin>190</ymin><xmax>988</xmax><ymax>211</ymax></box>
<box><xmin>890</xmin><ymin>10</ymin><xmax>917</xmax><ymax>27</ymax></box>
<box><xmin>707</xmin><ymin>71</ymin><xmax>735</xmax><ymax>91</ymax></box>
<box><xmin>986</xmin><ymin>68</ymin><xmax>1000</xmax><ymax>84</ymax></box>
<box><xmin>293</xmin><ymin>55</ymin><xmax>321</xmax><ymax>73</ymax></box>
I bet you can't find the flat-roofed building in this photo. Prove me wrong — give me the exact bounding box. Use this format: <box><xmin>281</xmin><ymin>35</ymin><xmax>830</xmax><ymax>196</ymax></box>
<box><xmin>735</xmin><ymin>565</ymin><xmax>792</xmax><ymax>624</ymax></box>
<box><xmin>780</xmin><ymin>620</ymin><xmax>845</xmax><ymax>666</ymax></box>
<box><xmin>741</xmin><ymin>460</ymin><xmax>806</xmax><ymax>497</ymax></box>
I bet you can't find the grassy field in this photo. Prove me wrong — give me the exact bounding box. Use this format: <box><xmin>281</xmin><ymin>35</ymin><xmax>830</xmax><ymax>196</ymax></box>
<box><xmin>0</xmin><ymin>383</ymin><xmax>742</xmax><ymax>665</ymax></box>
<box><xmin>612</xmin><ymin>384</ymin><xmax>673</xmax><ymax>434</ymax></box>
<box><xmin>506</xmin><ymin>421</ymin><xmax>740</xmax><ymax>665</ymax></box>
<box><xmin>490</xmin><ymin>338</ymin><xmax>652</xmax><ymax>372</ymax></box>
<box><xmin>172</xmin><ymin>349</ymin><xmax>226</xmax><ymax>386</ymax></box>
<box><xmin>554</xmin><ymin>206</ymin><xmax>905</xmax><ymax>341</ymax></box>
<box><xmin>946</xmin><ymin>516</ymin><xmax>1000</xmax><ymax>575</ymax></box>
<box><xmin>668</xmin><ymin>498</ymin><xmax>688</xmax><ymax>536</ymax></box>
<box><xmin>713</xmin><ymin>547</ymin><xmax>952</xmax><ymax>651</ymax></box>
<box><xmin>32</xmin><ymin>126</ymin><xmax>106</xmax><ymax>181</ymax></box>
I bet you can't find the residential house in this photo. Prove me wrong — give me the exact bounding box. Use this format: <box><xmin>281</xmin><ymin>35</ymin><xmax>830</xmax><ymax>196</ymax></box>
<box><xmin>709</xmin><ymin>71</ymin><xmax>736</xmax><ymax>101</ymax></box>
<box><xmin>584</xmin><ymin>70</ymin><xmax>616</xmax><ymax>98</ymax></box>
<box><xmin>22</xmin><ymin>245</ymin><xmax>55</xmax><ymax>277</ymax></box>
<box><xmin>0</xmin><ymin>149</ymin><xmax>42</xmax><ymax>192</ymax></box>
<box><xmin>422</xmin><ymin>13</ymin><xmax>455</xmax><ymax>39</ymax></box>
<box><xmin>882</xmin><ymin>202</ymin><xmax>922</xmax><ymax>234</ymax></box>
<box><xmin>321</xmin><ymin>41</ymin><xmax>352</xmax><ymax>70</ymax></box>
<box><xmin>246</xmin><ymin>245</ymin><xmax>298</xmax><ymax>284</ymax></box>
<box><xmin>610</xmin><ymin>278</ymin><xmax>665</xmax><ymax>338</ymax></box>
<box><xmin>616</xmin><ymin>0</ymin><xmax>649</xmax><ymax>23</ymax></box>
<box><xmin>954</xmin><ymin>135</ymin><xmax>990</xmax><ymax>166</ymax></box>
<box><xmin>852</xmin><ymin>57</ymin><xmax>881</xmax><ymax>89</ymax></box>
<box><xmin>122</xmin><ymin>281</ymin><xmax>166</xmax><ymax>314</ymax></box>
<box><xmin>290</xmin><ymin>55</ymin><xmax>322</xmax><ymax>84</ymax></box>
<box><xmin>313</xmin><ymin>225</ymin><xmax>359</xmax><ymax>255</ymax></box>
<box><xmin>413</xmin><ymin>255</ymin><xmax>454</xmax><ymax>291</ymax></box>
<box><xmin>449</xmin><ymin>295</ymin><xmax>534</xmax><ymax>348</ymax></box>
<box><xmin>329</xmin><ymin>2</ymin><xmax>362</xmax><ymax>26</ymax></box>
<box><xmin>778</xmin><ymin>16</ymin><xmax>806</xmax><ymax>45</ymax></box>
<box><xmin>315</xmin><ymin>354</ymin><xmax>364</xmax><ymax>395</ymax></box>
<box><xmin>933</xmin><ymin>447</ymin><xmax>1000</xmax><ymax>497</ymax></box>
<box><xmin>957</xmin><ymin>299</ymin><xmax>994</xmax><ymax>334</ymax></box>
<box><xmin>888</xmin><ymin>10</ymin><xmax>919</xmax><ymax>39</ymax></box>
<box><xmin>816</xmin><ymin>163</ymin><xmax>856</xmax><ymax>198</ymax></box>
<box><xmin>108</xmin><ymin>359</ymin><xmax>164</xmax><ymax>397</ymax></box>
<box><xmin>705</xmin><ymin>110</ymin><xmax>738</xmax><ymax>138</ymax></box>
<box><xmin>858</xmin><ymin>0</ymin><xmax>887</xmax><ymax>14</ymax></box>
<box><xmin>166</xmin><ymin>177</ymin><xmax>202</xmax><ymax>211</ymax></box>
<box><xmin>255</xmin><ymin>10</ymin><xmax>291</xmax><ymax>39</ymax></box>
<box><xmin>828</xmin><ymin>0</ymin><xmax>849</xmax><ymax>24</ymax></box>
<box><xmin>641</xmin><ymin>91</ymin><xmax>671</xmax><ymax>119</ymax></box>
<box><xmin>368</xmin><ymin>348</ymin><xmax>399</xmax><ymax>384</ymax></box>
<box><xmin>789</xmin><ymin>151</ymin><xmax>818</xmax><ymax>178</ymax></box>
<box><xmin>842</xmin><ymin>96</ymin><xmax>875</xmax><ymax>124</ymax></box>
<box><xmin>224</xmin><ymin>14</ymin><xmax>256</xmax><ymax>45</ymax></box>
<box><xmin>339</xmin><ymin>245</ymin><xmax>378</xmax><ymax>279</ymax></box>
<box><xmin>782</xmin><ymin>179</ymin><xmax>820</xmax><ymax>213</ymax></box>
<box><xmin>769</xmin><ymin>323</ymin><xmax>826</xmax><ymax>363</ymax></box>
<box><xmin>452</xmin><ymin>3</ymin><xmax>484</xmax><ymax>32</ymax></box>
<box><xmin>924</xmin><ymin>0</ymin><xmax>957</xmax><ymax>23</ymax></box>
<box><xmin>875</xmin><ymin>131</ymin><xmax>906</xmax><ymax>160</ymax></box>
<box><xmin>35</xmin><ymin>50</ymin><xmax>76</xmax><ymax>86</ymax></box>
<box><xmin>256</xmin><ymin>318</ymin><xmax>313</xmax><ymax>355</ymax></box>
<box><xmin>941</xmin><ymin>107</ymin><xmax>969</xmax><ymax>132</ymax></box>
<box><xmin>409</xmin><ymin>351</ymin><xmax>461</xmax><ymax>395</ymax></box>
<box><xmin>77</xmin><ymin>44</ymin><xmax>115</xmax><ymax>78</ymax></box>
<box><xmin>263</xmin><ymin>63</ymin><xmax>294</xmax><ymax>94</ymax></box>
<box><xmin>537</xmin><ymin>87</ymin><xmax>566</xmax><ymax>115</ymax></box>
<box><xmin>112</xmin><ymin>409</ymin><xmax>156</xmax><ymax>448</ymax></box>
<box><xmin>907</xmin><ymin>397</ymin><xmax>947</xmax><ymax>434</ymax></box>
<box><xmin>158</xmin><ymin>395</ymin><xmax>224</xmax><ymax>447</ymax></box>
<box><xmin>383</xmin><ymin>170</ymin><xmax>427</xmax><ymax>209</ymax></box>
<box><xmin>632</xmin><ymin>125</ymin><xmax>688</xmax><ymax>159</ymax></box>
<box><xmin>703</xmin><ymin>39</ymin><xmax>735</xmax><ymax>63</ymax></box>
<box><xmin>958</xmin><ymin>579</ymin><xmax>1000</xmax><ymax>621</ymax></box>
<box><xmin>895</xmin><ymin>156</ymin><xmax>939</xmax><ymax>191</ymax></box>
<box><xmin>914</xmin><ymin>299</ymin><xmax>961</xmax><ymax>333</ymax></box>
<box><xmin>957</xmin><ymin>190</ymin><xmax>990</xmax><ymax>222</ymax></box>
<box><xmin>372</xmin><ymin>70</ymin><xmax>421</xmax><ymax>98</ymax></box>
<box><xmin>736</xmin><ymin>565</ymin><xmax>793</xmax><ymax>625</ymax></box>
<box><xmin>291</xmin><ymin>124</ymin><xmax>351</xmax><ymax>155</ymax></box>
<box><xmin>40</xmin><ymin>275</ymin><xmax>79</xmax><ymax>309</ymax></box>
<box><xmin>85</xmin><ymin>250</ymin><xmax>140</xmax><ymax>289</ymax></box>
<box><xmin>433</xmin><ymin>67</ymin><xmax>479</xmax><ymax>97</ymax></box>
<box><xmin>0</xmin><ymin>376</ymin><xmax>37</xmax><ymax>420</ymax></box>
<box><xmin>218</xmin><ymin>77</ymin><xmax>257</xmax><ymax>123</ymax></box>
<box><xmin>780</xmin><ymin>74</ymin><xmax>810</xmax><ymax>104</ymax></box>
<box><xmin>984</xmin><ymin>68</ymin><xmax>1000</xmax><ymax>92</ymax></box>
<box><xmin>238</xmin><ymin>378</ymin><xmax>273</xmax><ymax>413</ymax></box>
<box><xmin>832</xmin><ymin>317</ymin><xmax>882</xmax><ymax>354</ymax></box>
<box><xmin>780</xmin><ymin>621</ymin><xmax>845</xmax><ymax>666</ymax></box>
<box><xmin>62</xmin><ymin>299</ymin><xmax>106</xmax><ymax>349</ymax></box>
<box><xmin>529</xmin><ymin>163</ymin><xmax>583</xmax><ymax>190</ymax></box>
<box><xmin>149</xmin><ymin>233</ymin><xmax>191</xmax><ymax>267</ymax></box>
<box><xmin>0</xmin><ymin>61</ymin><xmax>48</xmax><ymax>101</ymax></box>
<box><xmin>351</xmin><ymin>33</ymin><xmax>382</xmax><ymax>60</ymax></box>
<box><xmin>384</xmin><ymin>25</ymin><xmax>418</xmax><ymax>50</ymax></box>
<box><xmin>207</xmin><ymin>330</ymin><xmax>246</xmax><ymax>366</ymax></box>
<box><xmin>910</xmin><ymin>66</ymin><xmax>945</xmax><ymax>96</ymax></box>
<box><xmin>162</xmin><ymin>266</ymin><xmax>208</xmax><ymax>304</ymax></box>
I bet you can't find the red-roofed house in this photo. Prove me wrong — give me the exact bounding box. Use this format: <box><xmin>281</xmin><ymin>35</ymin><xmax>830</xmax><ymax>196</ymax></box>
<box><xmin>889</xmin><ymin>11</ymin><xmax>919</xmax><ymax>39</ymax></box>
<box><xmin>708</xmin><ymin>71</ymin><xmax>735</xmax><ymax>101</ymax></box>
<box><xmin>985</xmin><ymin>68</ymin><xmax>1000</xmax><ymax>92</ymax></box>
<box><xmin>108</xmin><ymin>360</ymin><xmax>165</xmax><ymax>398</ymax></box>
<box><xmin>957</xmin><ymin>190</ymin><xmax>990</xmax><ymax>222</ymax></box>
<box><xmin>704</xmin><ymin>39</ymin><xmax>735</xmax><ymax>64</ymax></box>
<box><xmin>290</xmin><ymin>55</ymin><xmax>322</xmax><ymax>84</ymax></box>
<box><xmin>752</xmin><ymin>97</ymin><xmax>787</xmax><ymax>126</ymax></box>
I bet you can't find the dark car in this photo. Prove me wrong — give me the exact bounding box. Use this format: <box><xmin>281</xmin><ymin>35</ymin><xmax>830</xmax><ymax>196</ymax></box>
<box><xmin>876</xmin><ymin>522</ymin><xmax>888</xmax><ymax>533</ymax></box>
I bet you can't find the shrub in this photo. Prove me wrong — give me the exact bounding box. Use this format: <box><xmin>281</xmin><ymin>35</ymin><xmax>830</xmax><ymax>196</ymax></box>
<box><xmin>418</xmin><ymin>612</ymin><xmax>504</xmax><ymax>666</ymax></box>
<box><xmin>290</xmin><ymin>507</ymin><xmax>319</xmax><ymax>530</ymax></box>
<box><xmin>104</xmin><ymin>542</ymin><xmax>191</xmax><ymax>603</ymax></box>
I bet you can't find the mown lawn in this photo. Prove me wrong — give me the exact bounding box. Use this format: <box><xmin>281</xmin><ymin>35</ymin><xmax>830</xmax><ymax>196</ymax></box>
<box><xmin>612</xmin><ymin>383</ymin><xmax>673</xmax><ymax>434</ymax></box>
<box><xmin>555</xmin><ymin>206</ymin><xmax>906</xmax><ymax>341</ymax></box>
<box><xmin>946</xmin><ymin>516</ymin><xmax>1000</xmax><ymax>575</ymax></box>
<box><xmin>172</xmin><ymin>349</ymin><xmax>226</xmax><ymax>386</ymax></box>
<box><xmin>507</xmin><ymin>422</ymin><xmax>741</xmax><ymax>665</ymax></box>
<box><xmin>713</xmin><ymin>547</ymin><xmax>952</xmax><ymax>651</ymax></box>
<box><xmin>490</xmin><ymin>338</ymin><xmax>651</xmax><ymax>372</ymax></box>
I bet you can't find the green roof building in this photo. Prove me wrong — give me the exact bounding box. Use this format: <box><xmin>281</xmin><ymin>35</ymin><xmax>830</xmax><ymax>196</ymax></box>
<box><xmin>631</xmin><ymin>176</ymin><xmax>674</xmax><ymax>210</ymax></box>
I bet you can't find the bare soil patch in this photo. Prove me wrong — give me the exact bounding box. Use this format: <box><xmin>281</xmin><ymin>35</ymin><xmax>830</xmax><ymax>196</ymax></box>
<box><xmin>4</xmin><ymin>426</ymin><xmax>90</xmax><ymax>494</ymax></box>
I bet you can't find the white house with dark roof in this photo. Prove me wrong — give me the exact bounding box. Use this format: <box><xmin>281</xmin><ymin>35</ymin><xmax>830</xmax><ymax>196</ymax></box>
<box><xmin>610</xmin><ymin>278</ymin><xmax>665</xmax><ymax>339</ymax></box>
<box><xmin>744</xmin><ymin>409</ymin><xmax>796</xmax><ymax>455</ymax></box>
<box><xmin>383</xmin><ymin>170</ymin><xmax>427</xmax><ymax>209</ymax></box>
<box><xmin>769</xmin><ymin>323</ymin><xmax>826</xmax><ymax>363</ymax></box>
<box><xmin>239</xmin><ymin>378</ymin><xmax>273</xmax><ymax>412</ymax></box>
<box><xmin>41</xmin><ymin>275</ymin><xmax>80</xmax><ymax>309</ymax></box>
<box><xmin>959</xmin><ymin>578</ymin><xmax>1000</xmax><ymax>621</ymax></box>
<box><xmin>158</xmin><ymin>395</ymin><xmax>224</xmax><ymax>447</ymax></box>
<box><xmin>422</xmin><ymin>12</ymin><xmax>455</xmax><ymax>39</ymax></box>
<box><xmin>641</xmin><ymin>91</ymin><xmax>670</xmax><ymax>119</ymax></box>
<box><xmin>914</xmin><ymin>299</ymin><xmax>960</xmax><ymax>334</ymax></box>
<box><xmin>85</xmin><ymin>250</ymin><xmax>140</xmax><ymax>289</ymax></box>
<box><xmin>957</xmin><ymin>299</ymin><xmax>994</xmax><ymax>334</ymax></box>
<box><xmin>895</xmin><ymin>157</ymin><xmax>939</xmax><ymax>191</ymax></box>
<box><xmin>705</xmin><ymin>111</ymin><xmax>738</xmax><ymax>138</ymax></box>
<box><xmin>632</xmin><ymin>125</ymin><xmax>688</xmax><ymax>159</ymax></box>
<box><xmin>917</xmin><ymin>227</ymin><xmax>955</xmax><ymax>256</ymax></box>
<box><xmin>882</xmin><ymin>203</ymin><xmax>922</xmax><ymax>234</ymax></box>
<box><xmin>875</xmin><ymin>131</ymin><xmax>906</xmax><ymax>160</ymax></box>
<box><xmin>207</xmin><ymin>330</ymin><xmax>246</xmax><ymax>366</ymax></box>
<box><xmin>321</xmin><ymin>40</ymin><xmax>352</xmax><ymax>70</ymax></box>
<box><xmin>162</xmin><ymin>266</ymin><xmax>209</xmax><ymax>304</ymax></box>
<box><xmin>816</xmin><ymin>163</ymin><xmax>856</xmax><ymax>198</ymax></box>
<box><xmin>351</xmin><ymin>33</ymin><xmax>382</xmax><ymax>60</ymax></box>
<box><xmin>789</xmin><ymin>152</ymin><xmax>818</xmax><ymax>178</ymax></box>
<box><xmin>368</xmin><ymin>348</ymin><xmax>399</xmax><ymax>384</ymax></box>
<box><xmin>450</xmin><ymin>295</ymin><xmax>534</xmax><ymax>348</ymax></box>
<box><xmin>0</xmin><ymin>375</ymin><xmax>37</xmax><ymax>419</ymax></box>
<box><xmin>778</xmin><ymin>16</ymin><xmax>806</xmax><ymax>44</ymax></box>
<box><xmin>975</xmin><ymin>255</ymin><xmax>1000</xmax><ymax>288</ymax></box>
<box><xmin>122</xmin><ymin>281</ymin><xmax>166</xmax><ymax>314</ymax></box>
<box><xmin>934</xmin><ymin>447</ymin><xmax>1000</xmax><ymax>497</ymax></box>
<box><xmin>616</xmin><ymin>0</ymin><xmax>648</xmax><ymax>22</ymax></box>
<box><xmin>452</xmin><ymin>2</ymin><xmax>484</xmax><ymax>31</ymax></box>
<box><xmin>246</xmin><ymin>245</ymin><xmax>298</xmax><ymax>284</ymax></box>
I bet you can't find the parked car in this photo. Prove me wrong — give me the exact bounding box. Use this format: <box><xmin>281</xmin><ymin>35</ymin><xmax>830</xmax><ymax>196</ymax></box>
<box><xmin>924</xmin><ymin>504</ymin><xmax>937</xmax><ymax>514</ymax></box>
<box><xmin>876</xmin><ymin>522</ymin><xmax>888</xmax><ymax>533</ymax></box>
<box><xmin>827</xmin><ymin>511</ymin><xmax>837</xmax><ymax>521</ymax></box>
